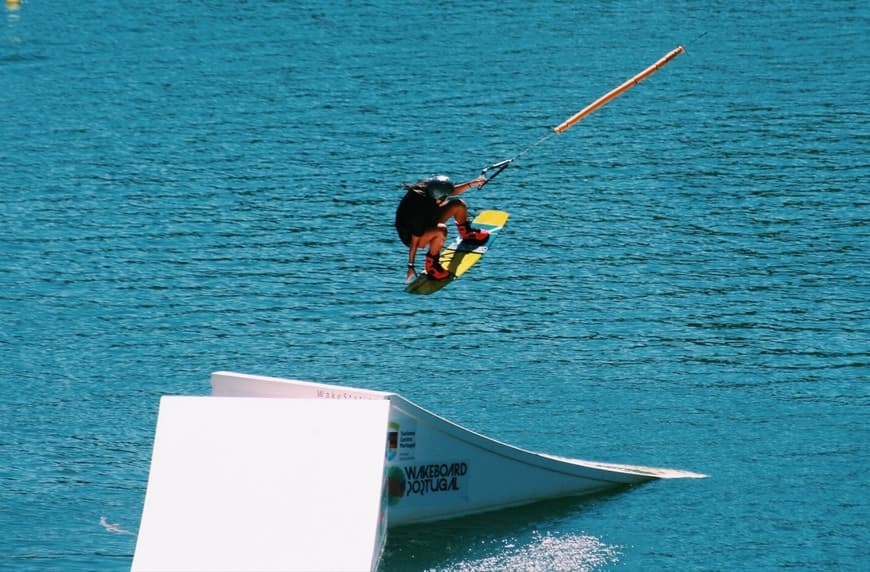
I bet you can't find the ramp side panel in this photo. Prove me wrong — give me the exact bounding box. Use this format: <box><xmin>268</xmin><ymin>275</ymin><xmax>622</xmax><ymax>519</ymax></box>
<box><xmin>384</xmin><ymin>397</ymin><xmax>654</xmax><ymax>525</ymax></box>
<box><xmin>132</xmin><ymin>397</ymin><xmax>390</xmax><ymax>572</ymax></box>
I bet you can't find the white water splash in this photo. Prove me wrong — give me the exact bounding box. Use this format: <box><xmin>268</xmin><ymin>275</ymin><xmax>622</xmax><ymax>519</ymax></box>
<box><xmin>100</xmin><ymin>516</ymin><xmax>135</xmax><ymax>536</ymax></box>
<box><xmin>437</xmin><ymin>532</ymin><xmax>621</xmax><ymax>572</ymax></box>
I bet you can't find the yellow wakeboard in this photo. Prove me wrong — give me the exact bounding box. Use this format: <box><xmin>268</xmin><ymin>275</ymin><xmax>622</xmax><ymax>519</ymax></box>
<box><xmin>405</xmin><ymin>210</ymin><xmax>509</xmax><ymax>295</ymax></box>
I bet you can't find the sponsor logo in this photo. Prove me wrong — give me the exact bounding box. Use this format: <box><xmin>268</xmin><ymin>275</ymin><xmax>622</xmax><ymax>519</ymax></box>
<box><xmin>314</xmin><ymin>389</ymin><xmax>374</xmax><ymax>400</ymax></box>
<box><xmin>386</xmin><ymin>462</ymin><xmax>469</xmax><ymax>506</ymax></box>
<box><xmin>386</xmin><ymin>419</ymin><xmax>416</xmax><ymax>462</ymax></box>
<box><xmin>387</xmin><ymin>422</ymin><xmax>399</xmax><ymax>461</ymax></box>
<box><xmin>386</xmin><ymin>466</ymin><xmax>406</xmax><ymax>506</ymax></box>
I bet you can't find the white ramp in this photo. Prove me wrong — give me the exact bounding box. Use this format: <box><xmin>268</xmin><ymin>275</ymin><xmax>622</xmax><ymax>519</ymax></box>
<box><xmin>209</xmin><ymin>372</ymin><xmax>706</xmax><ymax>527</ymax></box>
<box><xmin>132</xmin><ymin>397</ymin><xmax>390</xmax><ymax>572</ymax></box>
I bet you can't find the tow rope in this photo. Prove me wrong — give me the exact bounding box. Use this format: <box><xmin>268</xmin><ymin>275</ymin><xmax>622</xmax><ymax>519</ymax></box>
<box><xmin>479</xmin><ymin>45</ymin><xmax>686</xmax><ymax>186</ymax></box>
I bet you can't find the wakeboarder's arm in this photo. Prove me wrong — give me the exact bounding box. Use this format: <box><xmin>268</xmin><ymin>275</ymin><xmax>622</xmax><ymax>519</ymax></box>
<box><xmin>406</xmin><ymin>235</ymin><xmax>421</xmax><ymax>283</ymax></box>
<box><xmin>450</xmin><ymin>176</ymin><xmax>487</xmax><ymax>197</ymax></box>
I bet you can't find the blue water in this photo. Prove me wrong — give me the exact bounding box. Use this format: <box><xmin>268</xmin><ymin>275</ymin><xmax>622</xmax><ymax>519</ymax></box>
<box><xmin>2</xmin><ymin>1</ymin><xmax>867</xmax><ymax>570</ymax></box>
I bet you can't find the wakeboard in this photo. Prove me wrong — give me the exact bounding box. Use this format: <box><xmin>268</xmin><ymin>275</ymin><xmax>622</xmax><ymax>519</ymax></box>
<box><xmin>405</xmin><ymin>210</ymin><xmax>509</xmax><ymax>295</ymax></box>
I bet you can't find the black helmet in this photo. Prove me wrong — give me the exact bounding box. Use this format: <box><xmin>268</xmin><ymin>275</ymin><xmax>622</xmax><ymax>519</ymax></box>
<box><xmin>423</xmin><ymin>175</ymin><xmax>454</xmax><ymax>201</ymax></box>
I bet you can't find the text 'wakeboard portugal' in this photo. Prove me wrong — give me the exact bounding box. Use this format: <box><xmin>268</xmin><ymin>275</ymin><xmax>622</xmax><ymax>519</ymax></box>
<box><xmin>405</xmin><ymin>210</ymin><xmax>509</xmax><ymax>295</ymax></box>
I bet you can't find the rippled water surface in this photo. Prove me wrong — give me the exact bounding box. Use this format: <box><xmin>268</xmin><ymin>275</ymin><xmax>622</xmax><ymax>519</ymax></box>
<box><xmin>2</xmin><ymin>1</ymin><xmax>868</xmax><ymax>570</ymax></box>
